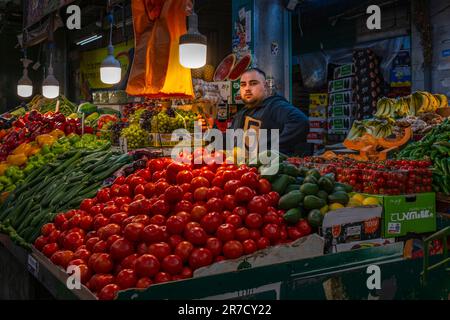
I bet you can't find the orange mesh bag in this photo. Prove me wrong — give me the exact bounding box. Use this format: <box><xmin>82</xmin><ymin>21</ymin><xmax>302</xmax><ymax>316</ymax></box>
<box><xmin>127</xmin><ymin>0</ymin><xmax>194</xmax><ymax>98</ymax></box>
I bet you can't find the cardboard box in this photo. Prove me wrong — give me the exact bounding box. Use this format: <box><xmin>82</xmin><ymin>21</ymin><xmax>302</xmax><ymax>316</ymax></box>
<box><xmin>328</xmin><ymin>104</ymin><xmax>356</xmax><ymax>118</ymax></box>
<box><xmin>322</xmin><ymin>206</ymin><xmax>382</xmax><ymax>254</ymax></box>
<box><xmin>328</xmin><ymin>77</ymin><xmax>354</xmax><ymax>93</ymax></box>
<box><xmin>328</xmin><ymin>117</ymin><xmax>353</xmax><ymax>135</ymax></box>
<box><xmin>329</xmin><ymin>91</ymin><xmax>355</xmax><ymax>105</ymax></box>
<box><xmin>371</xmin><ymin>193</ymin><xmax>437</xmax><ymax>238</ymax></box>
<box><xmin>309</xmin><ymin>93</ymin><xmax>328</xmax><ymax>107</ymax></box>
<box><xmin>334</xmin><ymin>63</ymin><xmax>355</xmax><ymax>79</ymax></box>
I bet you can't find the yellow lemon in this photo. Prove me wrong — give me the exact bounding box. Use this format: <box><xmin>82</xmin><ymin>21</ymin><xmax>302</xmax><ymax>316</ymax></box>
<box><xmin>362</xmin><ymin>197</ymin><xmax>380</xmax><ymax>206</ymax></box>
<box><xmin>320</xmin><ymin>205</ymin><xmax>329</xmax><ymax>215</ymax></box>
<box><xmin>347</xmin><ymin>199</ymin><xmax>362</xmax><ymax>207</ymax></box>
<box><xmin>329</xmin><ymin>203</ymin><xmax>345</xmax><ymax>211</ymax></box>
<box><xmin>351</xmin><ymin>193</ymin><xmax>366</xmax><ymax>203</ymax></box>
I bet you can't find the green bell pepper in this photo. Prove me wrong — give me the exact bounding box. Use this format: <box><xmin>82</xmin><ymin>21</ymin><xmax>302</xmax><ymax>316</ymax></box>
<box><xmin>0</xmin><ymin>176</ymin><xmax>12</xmax><ymax>186</ymax></box>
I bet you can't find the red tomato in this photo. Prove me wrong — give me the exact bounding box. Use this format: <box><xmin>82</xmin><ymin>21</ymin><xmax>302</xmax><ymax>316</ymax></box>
<box><xmin>54</xmin><ymin>214</ymin><xmax>67</xmax><ymax>229</ymax></box>
<box><xmin>189</xmin><ymin>248</ymin><xmax>213</xmax><ymax>270</ymax></box>
<box><xmin>243</xmin><ymin>239</ymin><xmax>257</xmax><ymax>254</ymax></box>
<box><xmin>174</xmin><ymin>200</ymin><xmax>193</xmax><ymax>214</ymax></box>
<box><xmin>129</xmin><ymin>176</ymin><xmax>146</xmax><ymax>191</ymax></box>
<box><xmin>185</xmin><ymin>221</ymin><xmax>201</xmax><ymax>230</ymax></box>
<box><xmin>149</xmin><ymin>214</ymin><xmax>165</xmax><ymax>226</ymax></box>
<box><xmin>136</xmin><ymin>277</ymin><xmax>153</xmax><ymax>289</ymax></box>
<box><xmin>85</xmin><ymin>237</ymin><xmax>100</xmax><ymax>251</ymax></box>
<box><xmin>123</xmin><ymin>223</ymin><xmax>144</xmax><ymax>242</ymax></box>
<box><xmin>134</xmin><ymin>184</ymin><xmax>145</xmax><ymax>197</ymax></box>
<box><xmin>79</xmin><ymin>215</ymin><xmax>93</xmax><ymax>230</ymax></box>
<box><xmin>176</xmin><ymin>170</ymin><xmax>194</xmax><ymax>185</ymax></box>
<box><xmin>262</xmin><ymin>223</ymin><xmax>280</xmax><ymax>242</ymax></box>
<box><xmin>245</xmin><ymin>213</ymin><xmax>263</xmax><ymax>229</ymax></box>
<box><xmin>223</xmin><ymin>180</ymin><xmax>242</xmax><ymax>195</ymax></box>
<box><xmin>296</xmin><ymin>219</ymin><xmax>312</xmax><ymax>236</ymax></box>
<box><xmin>216</xmin><ymin>223</ymin><xmax>235</xmax><ymax>242</ymax></box>
<box><xmin>257</xmin><ymin>179</ymin><xmax>272</xmax><ymax>194</ymax></box>
<box><xmin>200</xmin><ymin>212</ymin><xmax>222</xmax><ymax>234</ymax></box>
<box><xmin>222</xmin><ymin>210</ymin><xmax>232</xmax><ymax>221</ymax></box>
<box><xmin>223</xmin><ymin>240</ymin><xmax>244</xmax><ymax>259</ymax></box>
<box><xmin>231</xmin><ymin>207</ymin><xmax>247</xmax><ymax>220</ymax></box>
<box><xmin>148</xmin><ymin>242</ymin><xmax>172</xmax><ymax>261</ymax></box>
<box><xmin>165</xmin><ymin>186</ymin><xmax>184</xmax><ymax>203</ymax></box>
<box><xmin>226</xmin><ymin>214</ymin><xmax>243</xmax><ymax>228</ymax></box>
<box><xmin>175</xmin><ymin>241</ymin><xmax>194</xmax><ymax>262</ymax></box>
<box><xmin>205</xmin><ymin>237</ymin><xmax>222</xmax><ymax>257</ymax></box>
<box><xmin>256</xmin><ymin>237</ymin><xmax>270</xmax><ymax>250</ymax></box>
<box><xmin>63</xmin><ymin>232</ymin><xmax>84</xmax><ymax>251</ymax></box>
<box><xmin>68</xmin><ymin>214</ymin><xmax>82</xmax><ymax>229</ymax></box>
<box><xmin>150</xmin><ymin>200</ymin><xmax>170</xmax><ymax>216</ymax></box>
<box><xmin>77</xmin><ymin>264</ymin><xmax>91</xmax><ymax>284</ymax></box>
<box><xmin>143</xmin><ymin>182</ymin><xmax>156</xmax><ymax>198</ymax></box>
<box><xmin>235</xmin><ymin>186</ymin><xmax>255</xmax><ymax>203</ymax></box>
<box><xmin>241</xmin><ymin>172</ymin><xmax>259</xmax><ymax>189</ymax></box>
<box><xmin>191</xmin><ymin>177</ymin><xmax>210</xmax><ymax>191</ymax></box>
<box><xmin>135</xmin><ymin>254</ymin><xmax>160</xmax><ymax>278</ymax></box>
<box><xmin>223</xmin><ymin>195</ymin><xmax>237</xmax><ymax>211</ymax></box>
<box><xmin>179</xmin><ymin>183</ymin><xmax>190</xmax><ymax>194</ymax></box>
<box><xmin>97</xmin><ymin>188</ymin><xmax>111</xmax><ymax>203</ymax></box>
<box><xmin>287</xmin><ymin>227</ymin><xmax>303</xmax><ymax>240</ymax></box>
<box><xmin>263</xmin><ymin>212</ymin><xmax>280</xmax><ymax>225</ymax></box>
<box><xmin>114</xmin><ymin>176</ymin><xmax>126</xmax><ymax>185</ymax></box>
<box><xmin>80</xmin><ymin>199</ymin><xmax>97</xmax><ymax>212</ymax></box>
<box><xmin>154</xmin><ymin>272</ymin><xmax>172</xmax><ymax>283</ymax></box>
<box><xmin>48</xmin><ymin>229</ymin><xmax>61</xmax><ymax>243</ymax></box>
<box><xmin>191</xmin><ymin>205</ymin><xmax>208</xmax><ymax>222</ymax></box>
<box><xmin>98</xmin><ymin>223</ymin><xmax>121</xmax><ymax>240</ymax></box>
<box><xmin>182</xmin><ymin>192</ymin><xmax>194</xmax><ymax>202</ymax></box>
<box><xmin>118</xmin><ymin>184</ymin><xmax>132</xmax><ymax>198</ymax></box>
<box><xmin>92</xmin><ymin>253</ymin><xmax>113</xmax><ymax>274</ymax></box>
<box><xmin>247</xmin><ymin>196</ymin><xmax>269</xmax><ymax>215</ymax></box>
<box><xmin>152</xmin><ymin>170</ymin><xmax>166</xmax><ymax>182</ymax></box>
<box><xmin>235</xmin><ymin>227</ymin><xmax>250</xmax><ymax>242</ymax></box>
<box><xmin>121</xmin><ymin>254</ymin><xmax>138</xmax><ymax>269</ymax></box>
<box><xmin>132</xmin><ymin>215</ymin><xmax>151</xmax><ymax>226</ymax></box>
<box><xmin>106</xmin><ymin>234</ymin><xmax>123</xmax><ymax>248</ymax></box>
<box><xmin>162</xmin><ymin>255</ymin><xmax>183</xmax><ymax>275</ymax></box>
<box><xmin>206</xmin><ymin>198</ymin><xmax>224</xmax><ymax>213</ymax></box>
<box><xmin>167</xmin><ymin>234</ymin><xmax>182</xmax><ymax>249</ymax></box>
<box><xmin>116</xmin><ymin>269</ymin><xmax>137</xmax><ymax>290</ymax></box>
<box><xmin>175</xmin><ymin>211</ymin><xmax>191</xmax><ymax>224</ymax></box>
<box><xmin>137</xmin><ymin>168</ymin><xmax>152</xmax><ymax>181</ymax></box>
<box><xmin>193</xmin><ymin>187</ymin><xmax>208</xmax><ymax>202</ymax></box>
<box><xmin>249</xmin><ymin>229</ymin><xmax>261</xmax><ymax>241</ymax></box>
<box><xmin>180</xmin><ymin>266</ymin><xmax>193</xmax><ymax>279</ymax></box>
<box><xmin>184</xmin><ymin>226</ymin><xmax>207</xmax><ymax>245</ymax></box>
<box><xmin>98</xmin><ymin>284</ymin><xmax>119</xmax><ymax>300</ymax></box>
<box><xmin>163</xmin><ymin>216</ymin><xmax>184</xmax><ymax>235</ymax></box>
<box><xmin>73</xmin><ymin>248</ymin><xmax>91</xmax><ymax>262</ymax></box>
<box><xmin>211</xmin><ymin>176</ymin><xmax>225</xmax><ymax>188</ymax></box>
<box><xmin>121</xmin><ymin>216</ymin><xmax>135</xmax><ymax>228</ymax></box>
<box><xmin>34</xmin><ymin>236</ymin><xmax>48</xmax><ymax>251</ymax></box>
<box><xmin>89</xmin><ymin>274</ymin><xmax>114</xmax><ymax>293</ymax></box>
<box><xmin>154</xmin><ymin>181</ymin><xmax>170</xmax><ymax>196</ymax></box>
<box><xmin>206</xmin><ymin>187</ymin><xmax>224</xmax><ymax>200</ymax></box>
<box><xmin>141</xmin><ymin>224</ymin><xmax>165</xmax><ymax>244</ymax></box>
<box><xmin>222</xmin><ymin>170</ymin><xmax>238</xmax><ymax>182</ymax></box>
<box><xmin>110</xmin><ymin>238</ymin><xmax>134</xmax><ymax>261</ymax></box>
<box><xmin>41</xmin><ymin>223</ymin><xmax>56</xmax><ymax>237</ymax></box>
<box><xmin>51</xmin><ymin>250</ymin><xmax>74</xmax><ymax>268</ymax></box>
<box><xmin>147</xmin><ymin>159</ymin><xmax>165</xmax><ymax>172</ymax></box>
<box><xmin>92</xmin><ymin>240</ymin><xmax>108</xmax><ymax>253</ymax></box>
<box><xmin>136</xmin><ymin>242</ymin><xmax>149</xmax><ymax>255</ymax></box>
<box><xmin>267</xmin><ymin>191</ymin><xmax>280</xmax><ymax>207</ymax></box>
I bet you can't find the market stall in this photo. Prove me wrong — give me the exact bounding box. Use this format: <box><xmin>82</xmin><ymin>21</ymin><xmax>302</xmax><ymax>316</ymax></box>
<box><xmin>0</xmin><ymin>0</ymin><xmax>449</xmax><ymax>301</ymax></box>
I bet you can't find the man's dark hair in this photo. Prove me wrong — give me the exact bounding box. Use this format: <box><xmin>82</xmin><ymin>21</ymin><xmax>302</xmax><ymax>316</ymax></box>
<box><xmin>242</xmin><ymin>67</ymin><xmax>266</xmax><ymax>79</ymax></box>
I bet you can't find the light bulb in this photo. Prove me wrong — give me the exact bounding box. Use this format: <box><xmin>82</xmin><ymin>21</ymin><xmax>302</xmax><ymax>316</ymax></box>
<box><xmin>42</xmin><ymin>66</ymin><xmax>59</xmax><ymax>99</ymax></box>
<box><xmin>179</xmin><ymin>12</ymin><xmax>207</xmax><ymax>69</ymax></box>
<box><xmin>17</xmin><ymin>84</ymin><xmax>33</xmax><ymax>97</ymax></box>
<box><xmin>100</xmin><ymin>45</ymin><xmax>121</xmax><ymax>84</ymax></box>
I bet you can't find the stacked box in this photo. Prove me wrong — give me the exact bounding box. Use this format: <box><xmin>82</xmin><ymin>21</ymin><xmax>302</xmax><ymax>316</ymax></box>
<box><xmin>353</xmin><ymin>49</ymin><xmax>384</xmax><ymax>119</ymax></box>
<box><xmin>308</xmin><ymin>93</ymin><xmax>328</xmax><ymax>145</ymax></box>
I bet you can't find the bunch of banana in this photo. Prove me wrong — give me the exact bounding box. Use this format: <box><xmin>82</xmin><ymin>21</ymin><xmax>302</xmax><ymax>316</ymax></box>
<box><xmin>366</xmin><ymin>117</ymin><xmax>395</xmax><ymax>138</ymax></box>
<box><xmin>375</xmin><ymin>97</ymin><xmax>396</xmax><ymax>117</ymax></box>
<box><xmin>346</xmin><ymin>120</ymin><xmax>368</xmax><ymax>140</ymax></box>
<box><xmin>394</xmin><ymin>97</ymin><xmax>410</xmax><ymax>117</ymax></box>
<box><xmin>434</xmin><ymin>94</ymin><xmax>448</xmax><ymax>108</ymax></box>
<box><xmin>411</xmin><ymin>91</ymin><xmax>441</xmax><ymax>114</ymax></box>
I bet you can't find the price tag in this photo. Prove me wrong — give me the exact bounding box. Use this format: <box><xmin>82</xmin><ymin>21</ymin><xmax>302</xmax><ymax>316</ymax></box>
<box><xmin>119</xmin><ymin>137</ymin><xmax>128</xmax><ymax>154</ymax></box>
<box><xmin>27</xmin><ymin>254</ymin><xmax>39</xmax><ymax>277</ymax></box>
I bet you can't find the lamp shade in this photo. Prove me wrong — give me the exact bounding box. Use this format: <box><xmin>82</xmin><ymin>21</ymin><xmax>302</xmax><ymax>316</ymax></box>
<box><xmin>100</xmin><ymin>45</ymin><xmax>121</xmax><ymax>84</ymax></box>
<box><xmin>179</xmin><ymin>13</ymin><xmax>207</xmax><ymax>69</ymax></box>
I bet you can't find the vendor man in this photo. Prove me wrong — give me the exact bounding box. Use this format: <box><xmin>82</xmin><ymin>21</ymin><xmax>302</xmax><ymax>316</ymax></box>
<box><xmin>230</xmin><ymin>68</ymin><xmax>309</xmax><ymax>155</ymax></box>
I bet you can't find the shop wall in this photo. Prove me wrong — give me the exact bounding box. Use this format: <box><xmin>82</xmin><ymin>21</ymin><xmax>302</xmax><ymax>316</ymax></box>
<box><xmin>0</xmin><ymin>32</ymin><xmax>23</xmax><ymax>113</ymax></box>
